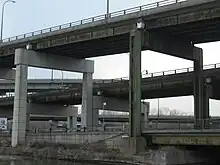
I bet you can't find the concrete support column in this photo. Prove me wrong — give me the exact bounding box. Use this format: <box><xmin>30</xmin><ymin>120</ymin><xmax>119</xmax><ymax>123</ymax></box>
<box><xmin>11</xmin><ymin>49</ymin><xmax>28</xmax><ymax>147</ymax></box>
<box><xmin>141</xmin><ymin>102</ymin><xmax>150</xmax><ymax>130</ymax></box>
<box><xmin>203</xmin><ymin>83</ymin><xmax>212</xmax><ymax>128</ymax></box>
<box><xmin>193</xmin><ymin>47</ymin><xmax>204</xmax><ymax>129</ymax></box>
<box><xmin>26</xmin><ymin>108</ymin><xmax>30</xmax><ymax>132</ymax></box>
<box><xmin>92</xmin><ymin>108</ymin><xmax>99</xmax><ymax>127</ymax></box>
<box><xmin>67</xmin><ymin>116</ymin><xmax>77</xmax><ymax>131</ymax></box>
<box><xmin>81</xmin><ymin>72</ymin><xmax>93</xmax><ymax>129</ymax></box>
<box><xmin>129</xmin><ymin>29</ymin><xmax>142</xmax><ymax>137</ymax></box>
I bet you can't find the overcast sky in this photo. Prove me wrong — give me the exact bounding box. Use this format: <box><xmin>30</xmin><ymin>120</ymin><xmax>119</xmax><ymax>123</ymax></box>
<box><xmin>2</xmin><ymin>0</ymin><xmax>220</xmax><ymax>115</ymax></box>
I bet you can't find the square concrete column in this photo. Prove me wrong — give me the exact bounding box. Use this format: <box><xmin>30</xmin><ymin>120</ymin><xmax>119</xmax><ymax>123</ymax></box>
<box><xmin>129</xmin><ymin>29</ymin><xmax>142</xmax><ymax>137</ymax></box>
<box><xmin>26</xmin><ymin>107</ymin><xmax>30</xmax><ymax>132</ymax></box>
<box><xmin>193</xmin><ymin>47</ymin><xmax>204</xmax><ymax>129</ymax></box>
<box><xmin>141</xmin><ymin>102</ymin><xmax>150</xmax><ymax>130</ymax></box>
<box><xmin>81</xmin><ymin>72</ymin><xmax>93</xmax><ymax>129</ymax></box>
<box><xmin>203</xmin><ymin>83</ymin><xmax>212</xmax><ymax>128</ymax></box>
<box><xmin>92</xmin><ymin>108</ymin><xmax>99</xmax><ymax>127</ymax></box>
<box><xmin>67</xmin><ymin>116</ymin><xmax>77</xmax><ymax>131</ymax></box>
<box><xmin>11</xmin><ymin>49</ymin><xmax>28</xmax><ymax>147</ymax></box>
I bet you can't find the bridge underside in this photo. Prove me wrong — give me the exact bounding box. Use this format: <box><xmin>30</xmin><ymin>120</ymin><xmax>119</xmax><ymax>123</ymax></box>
<box><xmin>0</xmin><ymin>0</ymin><xmax>219</xmax><ymax>151</ymax></box>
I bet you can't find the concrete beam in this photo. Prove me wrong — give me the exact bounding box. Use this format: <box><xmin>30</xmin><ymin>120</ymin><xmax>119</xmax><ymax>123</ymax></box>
<box><xmin>143</xmin><ymin>31</ymin><xmax>194</xmax><ymax>60</ymax></box>
<box><xmin>15</xmin><ymin>49</ymin><xmax>94</xmax><ymax>73</ymax></box>
<box><xmin>93</xmin><ymin>96</ymin><xmax>129</xmax><ymax>111</ymax></box>
<box><xmin>0</xmin><ymin>69</ymin><xmax>15</xmax><ymax>80</ymax></box>
<box><xmin>0</xmin><ymin>103</ymin><xmax>78</xmax><ymax>118</ymax></box>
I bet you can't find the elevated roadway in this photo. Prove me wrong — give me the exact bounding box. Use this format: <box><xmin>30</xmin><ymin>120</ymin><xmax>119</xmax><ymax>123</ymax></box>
<box><xmin>0</xmin><ymin>79</ymin><xmax>113</xmax><ymax>92</ymax></box>
<box><xmin>0</xmin><ymin>0</ymin><xmax>220</xmax><ymax>68</ymax></box>
<box><xmin>0</xmin><ymin>63</ymin><xmax>220</xmax><ymax>106</ymax></box>
<box><xmin>26</xmin><ymin>115</ymin><xmax>220</xmax><ymax>123</ymax></box>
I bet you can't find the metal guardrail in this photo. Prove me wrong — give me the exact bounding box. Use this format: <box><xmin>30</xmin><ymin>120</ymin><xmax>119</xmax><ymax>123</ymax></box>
<box><xmin>142</xmin><ymin>118</ymin><xmax>220</xmax><ymax>131</ymax></box>
<box><xmin>1</xmin><ymin>0</ymin><xmax>186</xmax><ymax>43</ymax></box>
<box><xmin>0</xmin><ymin>62</ymin><xmax>219</xmax><ymax>99</ymax></box>
<box><xmin>100</xmin><ymin>63</ymin><xmax>220</xmax><ymax>83</ymax></box>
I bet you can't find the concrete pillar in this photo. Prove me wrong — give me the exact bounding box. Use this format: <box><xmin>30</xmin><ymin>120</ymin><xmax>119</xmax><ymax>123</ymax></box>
<box><xmin>141</xmin><ymin>102</ymin><xmax>150</xmax><ymax>130</ymax></box>
<box><xmin>203</xmin><ymin>83</ymin><xmax>212</xmax><ymax>128</ymax></box>
<box><xmin>193</xmin><ymin>47</ymin><xmax>204</xmax><ymax>129</ymax></box>
<box><xmin>11</xmin><ymin>49</ymin><xmax>28</xmax><ymax>147</ymax></box>
<box><xmin>129</xmin><ymin>29</ymin><xmax>142</xmax><ymax>137</ymax></box>
<box><xmin>26</xmin><ymin>109</ymin><xmax>30</xmax><ymax>132</ymax></box>
<box><xmin>81</xmin><ymin>72</ymin><xmax>93</xmax><ymax>129</ymax></box>
<box><xmin>92</xmin><ymin>108</ymin><xmax>99</xmax><ymax>127</ymax></box>
<box><xmin>67</xmin><ymin>116</ymin><xmax>77</xmax><ymax>131</ymax></box>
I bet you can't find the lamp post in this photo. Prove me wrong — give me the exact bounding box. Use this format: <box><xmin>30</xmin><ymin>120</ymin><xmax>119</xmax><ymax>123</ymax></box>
<box><xmin>106</xmin><ymin>0</ymin><xmax>110</xmax><ymax>19</ymax></box>
<box><xmin>103</xmin><ymin>102</ymin><xmax>107</xmax><ymax>130</ymax></box>
<box><xmin>1</xmin><ymin>0</ymin><xmax>16</xmax><ymax>42</ymax></box>
<box><xmin>157</xmin><ymin>98</ymin><xmax>160</xmax><ymax>118</ymax></box>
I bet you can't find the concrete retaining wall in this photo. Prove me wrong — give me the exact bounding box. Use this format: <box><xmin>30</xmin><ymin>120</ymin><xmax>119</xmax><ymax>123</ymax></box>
<box><xmin>27</xmin><ymin>132</ymin><xmax>123</xmax><ymax>144</ymax></box>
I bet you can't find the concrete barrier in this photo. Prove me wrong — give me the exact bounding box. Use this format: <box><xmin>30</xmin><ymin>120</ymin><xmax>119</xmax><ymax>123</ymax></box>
<box><xmin>27</xmin><ymin>132</ymin><xmax>123</xmax><ymax>145</ymax></box>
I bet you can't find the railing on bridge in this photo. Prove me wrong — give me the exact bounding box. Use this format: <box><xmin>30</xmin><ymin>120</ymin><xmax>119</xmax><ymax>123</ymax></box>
<box><xmin>0</xmin><ymin>62</ymin><xmax>220</xmax><ymax>100</ymax></box>
<box><xmin>142</xmin><ymin>119</ymin><xmax>220</xmax><ymax>131</ymax></box>
<box><xmin>99</xmin><ymin>63</ymin><xmax>220</xmax><ymax>84</ymax></box>
<box><xmin>1</xmin><ymin>0</ymin><xmax>186</xmax><ymax>43</ymax></box>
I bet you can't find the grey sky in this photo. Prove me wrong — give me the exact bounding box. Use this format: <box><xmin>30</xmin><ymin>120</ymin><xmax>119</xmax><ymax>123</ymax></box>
<box><xmin>2</xmin><ymin>0</ymin><xmax>220</xmax><ymax>115</ymax></box>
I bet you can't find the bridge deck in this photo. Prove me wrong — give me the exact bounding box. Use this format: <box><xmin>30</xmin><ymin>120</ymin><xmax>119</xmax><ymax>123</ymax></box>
<box><xmin>144</xmin><ymin>130</ymin><xmax>220</xmax><ymax>146</ymax></box>
<box><xmin>0</xmin><ymin>63</ymin><xmax>220</xmax><ymax>105</ymax></box>
<box><xmin>0</xmin><ymin>0</ymin><xmax>219</xmax><ymax>68</ymax></box>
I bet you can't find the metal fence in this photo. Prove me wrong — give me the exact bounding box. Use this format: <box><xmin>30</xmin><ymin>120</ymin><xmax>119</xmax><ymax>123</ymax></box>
<box><xmin>1</xmin><ymin>0</ymin><xmax>186</xmax><ymax>43</ymax></box>
<box><xmin>142</xmin><ymin>118</ymin><xmax>220</xmax><ymax>131</ymax></box>
<box><xmin>0</xmin><ymin>62</ymin><xmax>219</xmax><ymax>100</ymax></box>
<box><xmin>98</xmin><ymin>62</ymin><xmax>220</xmax><ymax>83</ymax></box>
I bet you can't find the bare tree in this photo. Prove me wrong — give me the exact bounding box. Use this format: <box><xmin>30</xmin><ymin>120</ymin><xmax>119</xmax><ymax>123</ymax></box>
<box><xmin>149</xmin><ymin>107</ymin><xmax>192</xmax><ymax>116</ymax></box>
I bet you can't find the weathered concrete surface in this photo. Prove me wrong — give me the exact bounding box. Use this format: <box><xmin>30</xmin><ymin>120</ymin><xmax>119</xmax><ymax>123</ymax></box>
<box><xmin>1</xmin><ymin>0</ymin><xmax>216</xmax><ymax>48</ymax></box>
<box><xmin>15</xmin><ymin>49</ymin><xmax>94</xmax><ymax>73</ymax></box>
<box><xmin>0</xmin><ymin>104</ymin><xmax>78</xmax><ymax>118</ymax></box>
<box><xmin>0</xmin><ymin>69</ymin><xmax>15</xmax><ymax>80</ymax></box>
<box><xmin>27</xmin><ymin>132</ymin><xmax>124</xmax><ymax>145</ymax></box>
<box><xmin>0</xmin><ymin>137</ymin><xmax>219</xmax><ymax>165</ymax></box>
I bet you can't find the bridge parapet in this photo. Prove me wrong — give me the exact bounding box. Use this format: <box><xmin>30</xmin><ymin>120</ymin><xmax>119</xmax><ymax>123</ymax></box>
<box><xmin>1</xmin><ymin>0</ymin><xmax>186</xmax><ymax>44</ymax></box>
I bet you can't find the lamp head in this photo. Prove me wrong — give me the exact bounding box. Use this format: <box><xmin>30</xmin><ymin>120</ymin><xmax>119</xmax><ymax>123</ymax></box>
<box><xmin>136</xmin><ymin>19</ymin><xmax>145</xmax><ymax>30</ymax></box>
<box><xmin>11</xmin><ymin>1</ymin><xmax>16</xmax><ymax>3</ymax></box>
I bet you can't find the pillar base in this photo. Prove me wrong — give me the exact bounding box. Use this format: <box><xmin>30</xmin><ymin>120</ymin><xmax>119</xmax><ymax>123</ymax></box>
<box><xmin>121</xmin><ymin>136</ymin><xmax>146</xmax><ymax>155</ymax></box>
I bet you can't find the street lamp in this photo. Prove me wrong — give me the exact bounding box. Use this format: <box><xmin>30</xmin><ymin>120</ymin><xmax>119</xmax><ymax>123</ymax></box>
<box><xmin>1</xmin><ymin>0</ymin><xmax>16</xmax><ymax>42</ymax></box>
<box><xmin>106</xmin><ymin>0</ymin><xmax>110</xmax><ymax>19</ymax></box>
<box><xmin>102</xmin><ymin>102</ymin><xmax>107</xmax><ymax>129</ymax></box>
<box><xmin>157</xmin><ymin>98</ymin><xmax>160</xmax><ymax>119</ymax></box>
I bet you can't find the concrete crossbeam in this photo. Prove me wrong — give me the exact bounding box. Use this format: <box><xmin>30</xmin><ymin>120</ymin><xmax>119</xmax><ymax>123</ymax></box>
<box><xmin>15</xmin><ymin>49</ymin><xmax>94</xmax><ymax>73</ymax></box>
<box><xmin>0</xmin><ymin>103</ymin><xmax>78</xmax><ymax>118</ymax></box>
<box><xmin>144</xmin><ymin>31</ymin><xmax>194</xmax><ymax>60</ymax></box>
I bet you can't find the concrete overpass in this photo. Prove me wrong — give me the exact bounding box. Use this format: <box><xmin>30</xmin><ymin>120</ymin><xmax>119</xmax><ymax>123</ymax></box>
<box><xmin>0</xmin><ymin>63</ymin><xmax>219</xmax><ymax>94</ymax></box>
<box><xmin>1</xmin><ymin>0</ymin><xmax>219</xmax><ymax>148</ymax></box>
<box><xmin>0</xmin><ymin>0</ymin><xmax>219</xmax><ymax>63</ymax></box>
<box><xmin>0</xmin><ymin>63</ymin><xmax>218</xmax><ymax>105</ymax></box>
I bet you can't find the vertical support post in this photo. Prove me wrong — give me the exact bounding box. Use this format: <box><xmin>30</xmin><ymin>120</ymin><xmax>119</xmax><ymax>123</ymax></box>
<box><xmin>129</xmin><ymin>29</ymin><xmax>142</xmax><ymax>137</ymax></box>
<box><xmin>204</xmin><ymin>83</ymin><xmax>212</xmax><ymax>128</ymax></box>
<box><xmin>193</xmin><ymin>47</ymin><xmax>204</xmax><ymax>129</ymax></box>
<box><xmin>92</xmin><ymin>108</ymin><xmax>99</xmax><ymax>128</ymax></box>
<box><xmin>81</xmin><ymin>72</ymin><xmax>93</xmax><ymax>130</ymax></box>
<box><xmin>67</xmin><ymin>116</ymin><xmax>75</xmax><ymax>131</ymax></box>
<box><xmin>11</xmin><ymin>49</ymin><xmax>28</xmax><ymax>147</ymax></box>
<box><xmin>26</xmin><ymin>107</ymin><xmax>30</xmax><ymax>132</ymax></box>
<box><xmin>141</xmin><ymin>102</ymin><xmax>150</xmax><ymax>130</ymax></box>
